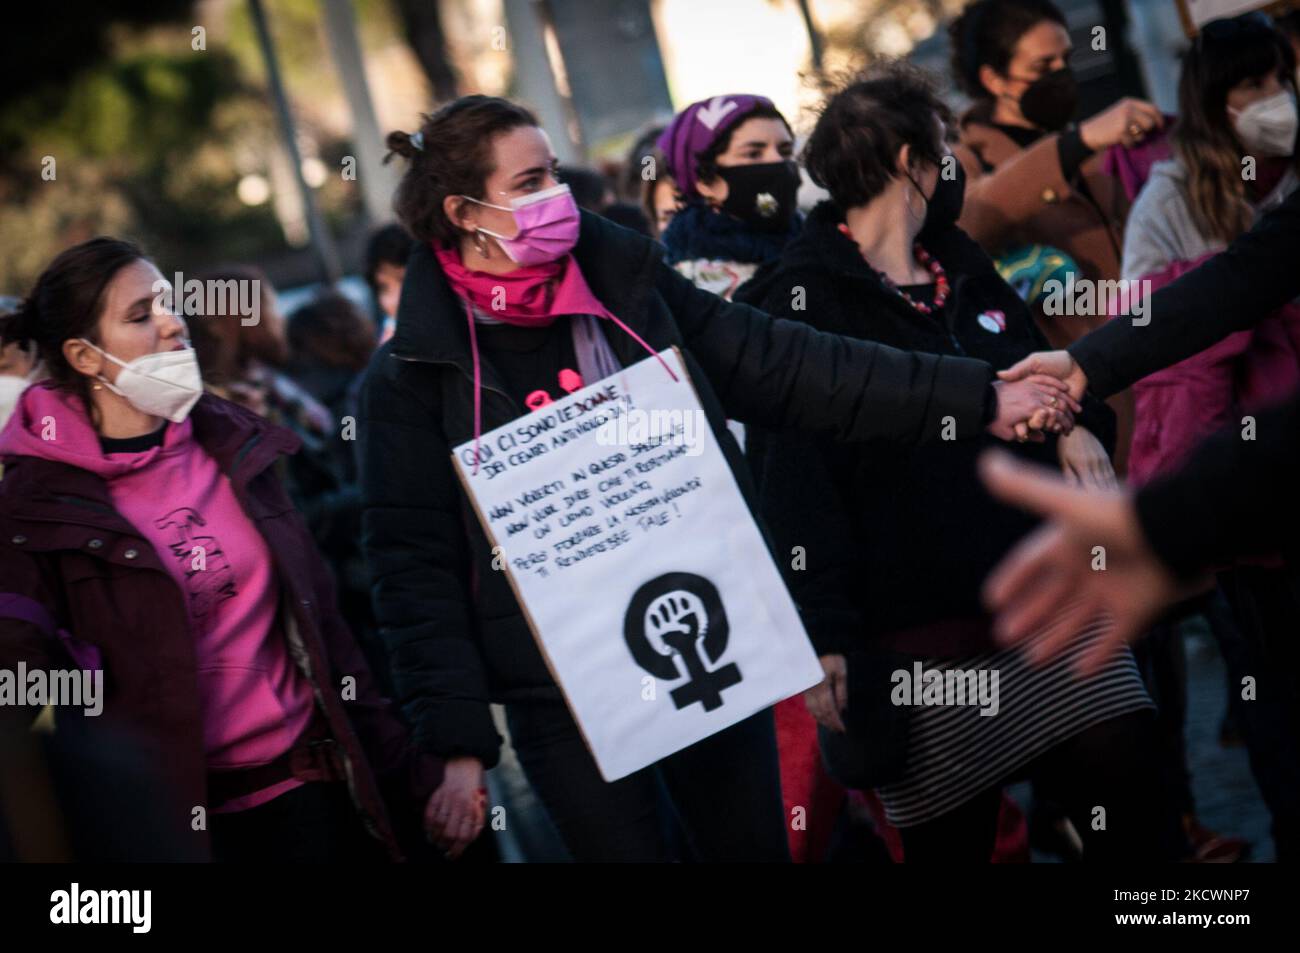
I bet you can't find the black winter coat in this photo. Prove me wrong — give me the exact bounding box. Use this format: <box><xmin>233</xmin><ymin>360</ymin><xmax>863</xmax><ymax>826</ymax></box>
<box><xmin>357</xmin><ymin>211</ymin><xmax>1001</xmax><ymax>766</ymax></box>
<box><xmin>738</xmin><ymin>202</ymin><xmax>1116</xmax><ymax>655</ymax></box>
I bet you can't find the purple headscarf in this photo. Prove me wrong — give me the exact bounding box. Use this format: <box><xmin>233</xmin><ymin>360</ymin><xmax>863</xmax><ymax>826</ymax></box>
<box><xmin>656</xmin><ymin>94</ymin><xmax>777</xmax><ymax>198</ymax></box>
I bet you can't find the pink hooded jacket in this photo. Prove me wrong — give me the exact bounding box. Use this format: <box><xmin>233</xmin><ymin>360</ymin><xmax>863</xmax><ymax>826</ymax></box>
<box><xmin>0</xmin><ymin>383</ymin><xmax>315</xmax><ymax>808</ymax></box>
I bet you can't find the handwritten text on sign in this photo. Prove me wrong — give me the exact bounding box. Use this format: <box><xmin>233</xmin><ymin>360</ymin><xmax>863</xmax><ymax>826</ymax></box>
<box><xmin>452</xmin><ymin>347</ymin><xmax>823</xmax><ymax>781</ymax></box>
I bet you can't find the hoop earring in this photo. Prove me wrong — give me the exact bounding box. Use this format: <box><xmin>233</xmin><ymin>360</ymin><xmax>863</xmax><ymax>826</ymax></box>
<box><xmin>904</xmin><ymin>179</ymin><xmax>925</xmax><ymax>223</ymax></box>
<box><xmin>472</xmin><ymin>229</ymin><xmax>491</xmax><ymax>259</ymax></box>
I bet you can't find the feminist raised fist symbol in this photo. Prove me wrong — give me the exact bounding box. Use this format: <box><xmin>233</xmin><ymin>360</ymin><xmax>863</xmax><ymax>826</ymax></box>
<box><xmin>623</xmin><ymin>573</ymin><xmax>742</xmax><ymax>711</ymax></box>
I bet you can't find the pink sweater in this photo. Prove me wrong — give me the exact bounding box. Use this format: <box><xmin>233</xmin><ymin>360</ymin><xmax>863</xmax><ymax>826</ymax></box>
<box><xmin>2</xmin><ymin>384</ymin><xmax>315</xmax><ymax>810</ymax></box>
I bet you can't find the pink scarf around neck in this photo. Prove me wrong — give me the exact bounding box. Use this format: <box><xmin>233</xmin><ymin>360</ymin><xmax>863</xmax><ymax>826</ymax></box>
<box><xmin>433</xmin><ymin>244</ymin><xmax>676</xmax><ymax>473</ymax></box>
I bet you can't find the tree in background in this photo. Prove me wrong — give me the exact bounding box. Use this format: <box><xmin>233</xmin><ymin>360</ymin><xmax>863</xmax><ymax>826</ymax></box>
<box><xmin>393</xmin><ymin>0</ymin><xmax>461</xmax><ymax>102</ymax></box>
<box><xmin>0</xmin><ymin>0</ymin><xmax>413</xmax><ymax>292</ymax></box>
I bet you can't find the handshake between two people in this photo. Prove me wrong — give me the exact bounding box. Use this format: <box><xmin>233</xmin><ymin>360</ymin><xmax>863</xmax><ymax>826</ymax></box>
<box><xmin>987</xmin><ymin>349</ymin><xmax>1116</xmax><ymax>491</ymax></box>
<box><xmin>985</xmin><ymin>349</ymin><xmax>1088</xmax><ymax>444</ymax></box>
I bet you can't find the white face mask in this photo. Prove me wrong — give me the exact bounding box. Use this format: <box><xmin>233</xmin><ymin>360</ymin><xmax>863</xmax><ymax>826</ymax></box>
<box><xmin>1231</xmin><ymin>89</ymin><xmax>1299</xmax><ymax>158</ymax></box>
<box><xmin>79</xmin><ymin>340</ymin><xmax>204</xmax><ymax>423</ymax></box>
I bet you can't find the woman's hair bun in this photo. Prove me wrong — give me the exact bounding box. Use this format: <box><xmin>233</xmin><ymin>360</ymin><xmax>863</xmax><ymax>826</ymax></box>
<box><xmin>384</xmin><ymin>129</ymin><xmax>420</xmax><ymax>164</ymax></box>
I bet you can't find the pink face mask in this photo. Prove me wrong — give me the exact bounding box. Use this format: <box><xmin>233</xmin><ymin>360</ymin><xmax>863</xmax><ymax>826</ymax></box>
<box><xmin>463</xmin><ymin>183</ymin><xmax>580</xmax><ymax>266</ymax></box>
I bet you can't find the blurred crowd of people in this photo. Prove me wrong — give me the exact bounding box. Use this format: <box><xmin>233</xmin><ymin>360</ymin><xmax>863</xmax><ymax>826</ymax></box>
<box><xmin>2</xmin><ymin>0</ymin><xmax>1299</xmax><ymax>864</ymax></box>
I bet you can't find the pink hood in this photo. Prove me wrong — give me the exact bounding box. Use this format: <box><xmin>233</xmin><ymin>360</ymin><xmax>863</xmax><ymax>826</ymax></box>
<box><xmin>0</xmin><ymin>381</ymin><xmax>193</xmax><ymax>478</ymax></box>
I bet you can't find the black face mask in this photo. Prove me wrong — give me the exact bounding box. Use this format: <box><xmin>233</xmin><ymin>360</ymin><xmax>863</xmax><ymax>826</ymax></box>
<box><xmin>924</xmin><ymin>158</ymin><xmax>967</xmax><ymax>231</ymax></box>
<box><xmin>716</xmin><ymin>161</ymin><xmax>801</xmax><ymax>232</ymax></box>
<box><xmin>1016</xmin><ymin>67</ymin><xmax>1079</xmax><ymax>131</ymax></box>
<box><xmin>906</xmin><ymin>157</ymin><xmax>967</xmax><ymax>232</ymax></box>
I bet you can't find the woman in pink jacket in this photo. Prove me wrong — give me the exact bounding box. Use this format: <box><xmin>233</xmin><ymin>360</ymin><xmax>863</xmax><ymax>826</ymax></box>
<box><xmin>0</xmin><ymin>238</ymin><xmax>444</xmax><ymax>862</ymax></box>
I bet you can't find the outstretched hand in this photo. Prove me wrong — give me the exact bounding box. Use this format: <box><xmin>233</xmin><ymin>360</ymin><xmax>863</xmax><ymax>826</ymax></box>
<box><xmin>977</xmin><ymin>450</ymin><xmax>1204</xmax><ymax>675</ymax></box>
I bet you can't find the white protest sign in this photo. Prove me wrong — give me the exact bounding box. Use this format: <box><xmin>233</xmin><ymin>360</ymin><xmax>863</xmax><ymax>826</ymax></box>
<box><xmin>452</xmin><ymin>347</ymin><xmax>824</xmax><ymax>780</ymax></box>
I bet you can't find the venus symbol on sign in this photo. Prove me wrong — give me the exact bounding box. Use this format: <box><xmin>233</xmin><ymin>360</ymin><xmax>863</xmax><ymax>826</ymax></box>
<box><xmin>623</xmin><ymin>573</ymin><xmax>742</xmax><ymax>712</ymax></box>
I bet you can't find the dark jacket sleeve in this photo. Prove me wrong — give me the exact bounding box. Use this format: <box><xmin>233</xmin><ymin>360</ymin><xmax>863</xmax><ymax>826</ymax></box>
<box><xmin>752</xmin><ymin>429</ymin><xmax>865</xmax><ymax>657</ymax></box>
<box><xmin>357</xmin><ymin>358</ymin><xmax>503</xmax><ymax>768</ymax></box>
<box><xmin>1070</xmin><ymin>187</ymin><xmax>1300</xmax><ymax>398</ymax></box>
<box><xmin>655</xmin><ymin>261</ymin><xmax>997</xmax><ymax>442</ymax></box>
<box><xmin>747</xmin><ymin>273</ymin><xmax>871</xmax><ymax>656</ymax></box>
<box><xmin>1135</xmin><ymin>393</ymin><xmax>1300</xmax><ymax>578</ymax></box>
<box><xmin>0</xmin><ymin>550</ymin><xmax>67</xmax><ymax>727</ymax></box>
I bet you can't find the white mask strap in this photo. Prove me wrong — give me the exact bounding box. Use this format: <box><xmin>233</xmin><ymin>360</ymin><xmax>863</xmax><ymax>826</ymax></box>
<box><xmin>77</xmin><ymin>339</ymin><xmax>127</xmax><ymax>396</ymax></box>
<box><xmin>459</xmin><ymin>194</ymin><xmax>513</xmax><ymax>213</ymax></box>
<box><xmin>79</xmin><ymin>338</ymin><xmax>128</xmax><ymax>370</ymax></box>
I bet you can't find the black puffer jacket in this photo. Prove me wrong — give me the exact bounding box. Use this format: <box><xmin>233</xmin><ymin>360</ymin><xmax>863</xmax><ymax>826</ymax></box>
<box><xmin>357</xmin><ymin>211</ymin><xmax>1001</xmax><ymax>766</ymax></box>
<box><xmin>738</xmin><ymin>202</ymin><xmax>1116</xmax><ymax>655</ymax></box>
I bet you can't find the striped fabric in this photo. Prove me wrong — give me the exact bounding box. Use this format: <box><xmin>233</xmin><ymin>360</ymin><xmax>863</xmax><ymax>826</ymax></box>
<box><xmin>877</xmin><ymin>620</ymin><xmax>1153</xmax><ymax>828</ymax></box>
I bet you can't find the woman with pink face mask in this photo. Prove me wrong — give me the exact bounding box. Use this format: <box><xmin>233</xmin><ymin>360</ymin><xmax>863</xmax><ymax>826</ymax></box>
<box><xmin>361</xmin><ymin>95</ymin><xmax>1080</xmax><ymax>862</ymax></box>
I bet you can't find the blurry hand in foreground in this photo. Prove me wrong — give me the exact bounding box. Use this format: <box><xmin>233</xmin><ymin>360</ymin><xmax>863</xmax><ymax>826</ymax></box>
<box><xmin>978</xmin><ymin>450</ymin><xmax>1206</xmax><ymax>675</ymax></box>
